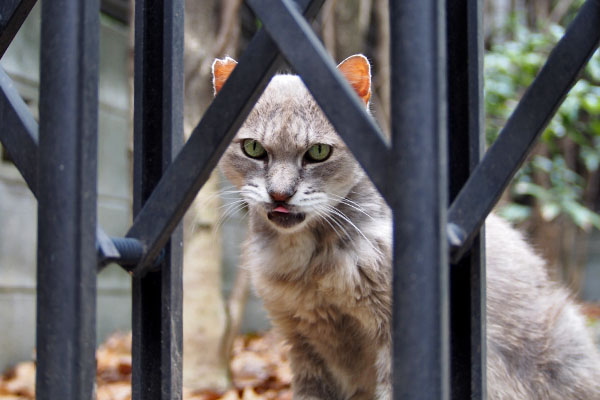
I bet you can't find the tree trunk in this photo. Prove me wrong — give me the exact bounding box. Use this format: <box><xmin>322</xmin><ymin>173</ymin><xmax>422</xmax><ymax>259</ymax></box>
<box><xmin>182</xmin><ymin>0</ymin><xmax>242</xmax><ymax>391</ymax></box>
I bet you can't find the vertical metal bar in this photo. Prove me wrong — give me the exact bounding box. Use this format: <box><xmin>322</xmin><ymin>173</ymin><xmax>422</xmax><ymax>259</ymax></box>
<box><xmin>36</xmin><ymin>0</ymin><xmax>99</xmax><ymax>398</ymax></box>
<box><xmin>389</xmin><ymin>0</ymin><xmax>448</xmax><ymax>398</ymax></box>
<box><xmin>447</xmin><ymin>0</ymin><xmax>485</xmax><ymax>398</ymax></box>
<box><xmin>131</xmin><ymin>0</ymin><xmax>184</xmax><ymax>398</ymax></box>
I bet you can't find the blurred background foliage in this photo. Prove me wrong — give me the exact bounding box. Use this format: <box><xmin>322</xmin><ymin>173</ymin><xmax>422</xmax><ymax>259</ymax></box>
<box><xmin>488</xmin><ymin>19</ymin><xmax>600</xmax><ymax>230</ymax></box>
<box><xmin>482</xmin><ymin>0</ymin><xmax>600</xmax><ymax>290</ymax></box>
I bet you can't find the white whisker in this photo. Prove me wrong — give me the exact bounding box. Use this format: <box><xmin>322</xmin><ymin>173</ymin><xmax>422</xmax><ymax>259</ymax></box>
<box><xmin>329</xmin><ymin>193</ymin><xmax>376</xmax><ymax>221</ymax></box>
<box><xmin>314</xmin><ymin>208</ymin><xmax>345</xmax><ymax>242</ymax></box>
<box><xmin>218</xmin><ymin>199</ymin><xmax>246</xmax><ymax>210</ymax></box>
<box><xmin>323</xmin><ymin>204</ymin><xmax>383</xmax><ymax>256</ymax></box>
<box><xmin>314</xmin><ymin>205</ymin><xmax>353</xmax><ymax>242</ymax></box>
<box><xmin>214</xmin><ymin>201</ymin><xmax>248</xmax><ymax>234</ymax></box>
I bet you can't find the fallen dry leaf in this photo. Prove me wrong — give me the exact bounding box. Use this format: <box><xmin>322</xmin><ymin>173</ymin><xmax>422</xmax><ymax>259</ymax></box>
<box><xmin>96</xmin><ymin>382</ymin><xmax>131</xmax><ymax>400</ymax></box>
<box><xmin>96</xmin><ymin>332</ymin><xmax>132</xmax><ymax>386</ymax></box>
<box><xmin>0</xmin><ymin>330</ymin><xmax>292</xmax><ymax>400</ymax></box>
<box><xmin>0</xmin><ymin>362</ymin><xmax>35</xmax><ymax>399</ymax></box>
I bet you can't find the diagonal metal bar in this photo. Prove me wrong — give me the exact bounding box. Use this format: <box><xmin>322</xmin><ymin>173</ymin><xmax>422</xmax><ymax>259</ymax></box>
<box><xmin>125</xmin><ymin>0</ymin><xmax>324</xmax><ymax>276</ymax></box>
<box><xmin>448</xmin><ymin>0</ymin><xmax>600</xmax><ymax>263</ymax></box>
<box><xmin>0</xmin><ymin>67</ymin><xmax>38</xmax><ymax>192</ymax></box>
<box><xmin>247</xmin><ymin>0</ymin><xmax>391</xmax><ymax>202</ymax></box>
<box><xmin>446</xmin><ymin>0</ymin><xmax>486</xmax><ymax>398</ymax></box>
<box><xmin>0</xmin><ymin>0</ymin><xmax>36</xmax><ymax>58</ymax></box>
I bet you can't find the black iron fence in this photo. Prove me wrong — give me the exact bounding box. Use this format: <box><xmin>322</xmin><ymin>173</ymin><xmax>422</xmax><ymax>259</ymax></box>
<box><xmin>0</xmin><ymin>0</ymin><xmax>599</xmax><ymax>398</ymax></box>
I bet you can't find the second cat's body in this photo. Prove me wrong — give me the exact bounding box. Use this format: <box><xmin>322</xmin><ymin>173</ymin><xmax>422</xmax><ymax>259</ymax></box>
<box><xmin>215</xmin><ymin>55</ymin><xmax>600</xmax><ymax>399</ymax></box>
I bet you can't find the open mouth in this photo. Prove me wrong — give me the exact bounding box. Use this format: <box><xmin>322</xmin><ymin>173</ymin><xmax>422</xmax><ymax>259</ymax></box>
<box><xmin>267</xmin><ymin>204</ymin><xmax>305</xmax><ymax>228</ymax></box>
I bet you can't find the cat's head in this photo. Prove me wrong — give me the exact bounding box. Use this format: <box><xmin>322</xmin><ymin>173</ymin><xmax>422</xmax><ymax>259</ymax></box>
<box><xmin>215</xmin><ymin>55</ymin><xmax>371</xmax><ymax>233</ymax></box>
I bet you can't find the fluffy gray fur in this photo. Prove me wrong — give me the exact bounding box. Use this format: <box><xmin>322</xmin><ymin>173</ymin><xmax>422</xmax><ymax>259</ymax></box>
<box><xmin>218</xmin><ymin>70</ymin><xmax>600</xmax><ymax>399</ymax></box>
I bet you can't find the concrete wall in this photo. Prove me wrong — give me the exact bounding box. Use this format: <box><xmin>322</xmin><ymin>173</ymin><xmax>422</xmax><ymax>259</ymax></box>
<box><xmin>0</xmin><ymin>6</ymin><xmax>132</xmax><ymax>371</ymax></box>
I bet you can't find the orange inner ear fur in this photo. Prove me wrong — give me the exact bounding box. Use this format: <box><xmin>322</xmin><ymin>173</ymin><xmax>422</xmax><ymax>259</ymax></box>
<box><xmin>337</xmin><ymin>55</ymin><xmax>371</xmax><ymax>105</ymax></box>
<box><xmin>212</xmin><ymin>57</ymin><xmax>237</xmax><ymax>95</ymax></box>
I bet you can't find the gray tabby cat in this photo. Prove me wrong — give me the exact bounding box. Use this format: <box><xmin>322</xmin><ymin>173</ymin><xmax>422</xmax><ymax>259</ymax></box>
<box><xmin>214</xmin><ymin>54</ymin><xmax>600</xmax><ymax>399</ymax></box>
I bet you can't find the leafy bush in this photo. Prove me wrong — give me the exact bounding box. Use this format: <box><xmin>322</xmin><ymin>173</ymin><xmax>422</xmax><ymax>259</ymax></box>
<box><xmin>485</xmin><ymin>22</ymin><xmax>600</xmax><ymax>230</ymax></box>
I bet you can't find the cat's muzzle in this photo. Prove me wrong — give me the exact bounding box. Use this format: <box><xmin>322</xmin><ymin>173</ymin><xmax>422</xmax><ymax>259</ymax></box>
<box><xmin>267</xmin><ymin>210</ymin><xmax>306</xmax><ymax>228</ymax></box>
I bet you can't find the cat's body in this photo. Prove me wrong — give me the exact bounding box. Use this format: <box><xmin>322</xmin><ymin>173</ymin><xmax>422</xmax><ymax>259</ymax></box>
<box><xmin>485</xmin><ymin>216</ymin><xmax>600</xmax><ymax>399</ymax></box>
<box><xmin>215</xmin><ymin>55</ymin><xmax>600</xmax><ymax>399</ymax></box>
<box><xmin>243</xmin><ymin>165</ymin><xmax>392</xmax><ymax>400</ymax></box>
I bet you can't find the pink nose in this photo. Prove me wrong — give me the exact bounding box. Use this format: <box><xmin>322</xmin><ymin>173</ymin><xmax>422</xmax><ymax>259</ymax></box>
<box><xmin>269</xmin><ymin>191</ymin><xmax>294</xmax><ymax>202</ymax></box>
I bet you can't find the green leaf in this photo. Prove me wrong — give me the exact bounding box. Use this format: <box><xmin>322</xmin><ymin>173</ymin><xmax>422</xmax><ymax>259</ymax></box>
<box><xmin>590</xmin><ymin>120</ymin><xmax>600</xmax><ymax>136</ymax></box>
<box><xmin>563</xmin><ymin>201</ymin><xmax>600</xmax><ymax>231</ymax></box>
<box><xmin>586</xmin><ymin>49</ymin><xmax>600</xmax><ymax>81</ymax></box>
<box><xmin>540</xmin><ymin>202</ymin><xmax>560</xmax><ymax>221</ymax></box>
<box><xmin>498</xmin><ymin>203</ymin><xmax>532</xmax><ymax>223</ymax></box>
<box><xmin>581</xmin><ymin>147</ymin><xmax>600</xmax><ymax>172</ymax></box>
<box><xmin>531</xmin><ymin>155</ymin><xmax>553</xmax><ymax>173</ymax></box>
<box><xmin>513</xmin><ymin>181</ymin><xmax>551</xmax><ymax>201</ymax></box>
<box><xmin>582</xmin><ymin>93</ymin><xmax>600</xmax><ymax>114</ymax></box>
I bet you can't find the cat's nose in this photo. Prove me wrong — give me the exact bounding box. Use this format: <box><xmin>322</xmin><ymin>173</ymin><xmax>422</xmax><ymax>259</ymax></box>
<box><xmin>269</xmin><ymin>190</ymin><xmax>295</xmax><ymax>203</ymax></box>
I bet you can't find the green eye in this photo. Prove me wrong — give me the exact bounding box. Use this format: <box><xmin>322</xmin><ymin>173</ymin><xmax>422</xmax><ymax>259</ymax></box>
<box><xmin>306</xmin><ymin>143</ymin><xmax>332</xmax><ymax>162</ymax></box>
<box><xmin>242</xmin><ymin>139</ymin><xmax>267</xmax><ymax>159</ymax></box>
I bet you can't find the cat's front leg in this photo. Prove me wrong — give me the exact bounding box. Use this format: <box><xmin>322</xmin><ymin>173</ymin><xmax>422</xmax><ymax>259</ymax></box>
<box><xmin>292</xmin><ymin>368</ymin><xmax>341</xmax><ymax>400</ymax></box>
<box><xmin>374</xmin><ymin>346</ymin><xmax>392</xmax><ymax>400</ymax></box>
<box><xmin>289</xmin><ymin>340</ymin><xmax>344</xmax><ymax>400</ymax></box>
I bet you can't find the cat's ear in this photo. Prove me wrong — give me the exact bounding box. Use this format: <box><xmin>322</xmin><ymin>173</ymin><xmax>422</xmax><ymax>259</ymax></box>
<box><xmin>337</xmin><ymin>54</ymin><xmax>371</xmax><ymax>105</ymax></box>
<box><xmin>212</xmin><ymin>57</ymin><xmax>238</xmax><ymax>95</ymax></box>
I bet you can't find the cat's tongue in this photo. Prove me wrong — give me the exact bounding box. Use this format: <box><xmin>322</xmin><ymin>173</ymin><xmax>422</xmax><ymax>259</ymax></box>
<box><xmin>273</xmin><ymin>205</ymin><xmax>290</xmax><ymax>213</ymax></box>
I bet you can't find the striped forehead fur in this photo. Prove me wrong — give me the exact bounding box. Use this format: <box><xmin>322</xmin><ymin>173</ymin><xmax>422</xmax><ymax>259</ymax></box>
<box><xmin>242</xmin><ymin>75</ymin><xmax>343</xmax><ymax>148</ymax></box>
